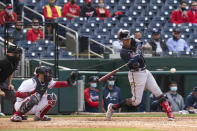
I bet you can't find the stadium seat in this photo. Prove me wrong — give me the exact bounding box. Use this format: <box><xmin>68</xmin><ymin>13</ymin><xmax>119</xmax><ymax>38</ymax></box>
<box><xmin>56</xmin><ymin>0</ymin><xmax>68</xmax><ymax>6</ymax></box>
<box><xmin>130</xmin><ymin>4</ymin><xmax>144</xmax><ymax>14</ymax></box>
<box><xmin>88</xmin><ymin>17</ymin><xmax>103</xmax><ymax>25</ymax></box>
<box><xmin>40</xmin><ymin>51</ymin><xmax>55</xmax><ymax>59</ymax></box>
<box><xmin>67</xmin><ymin>22</ymin><xmax>81</xmax><ymax>31</ymax></box>
<box><xmin>126</xmin><ymin>10</ymin><xmax>139</xmax><ymax>20</ymax></box>
<box><xmin>115</xmin><ymin>22</ymin><xmax>130</xmax><ymax>30</ymax></box>
<box><xmin>55</xmin><ymin>18</ymin><xmax>70</xmax><ymax>25</ymax></box>
<box><xmin>25</xmin><ymin>0</ymin><xmax>37</xmax><ymax>8</ymax></box>
<box><xmin>71</xmin><ymin>17</ymin><xmax>87</xmax><ymax>26</ymax></box>
<box><xmin>120</xmin><ymin>16</ymin><xmax>134</xmax><ymax>26</ymax></box>
<box><xmin>150</xmin><ymin>0</ymin><xmax>163</xmax><ymax>7</ymax></box>
<box><xmin>148</xmin><ymin>21</ymin><xmax>162</xmax><ymax>30</ymax></box>
<box><xmin>94</xmin><ymin>28</ymin><xmax>109</xmax><ymax>37</ymax></box>
<box><xmin>104</xmin><ymin>17</ymin><xmax>118</xmax><ymax>26</ymax></box>
<box><xmin>78</xmin><ymin>27</ymin><xmax>93</xmax><ymax>37</ymax></box>
<box><xmin>82</xmin><ymin>22</ymin><xmax>97</xmax><ymax>32</ymax></box>
<box><xmin>59</xmin><ymin>51</ymin><xmax>74</xmax><ymax>59</ymax></box>
<box><xmin>119</xmin><ymin>0</ymin><xmax>133</xmax><ymax>7</ymax></box>
<box><xmin>98</xmin><ymin>23</ymin><xmax>113</xmax><ymax>31</ymax></box>
<box><xmin>134</xmin><ymin>0</ymin><xmax>147</xmax><ymax>7</ymax></box>
<box><xmin>114</xmin><ymin>5</ymin><xmax>128</xmax><ymax>13</ymax></box>
<box><xmin>165</xmin><ymin>0</ymin><xmax>179</xmax><ymax>8</ymax></box>
<box><xmin>106</xmin><ymin>0</ymin><xmax>117</xmax><ymax>8</ymax></box>
<box><xmin>89</xmin><ymin>34</ymin><xmax>105</xmax><ymax>43</ymax></box>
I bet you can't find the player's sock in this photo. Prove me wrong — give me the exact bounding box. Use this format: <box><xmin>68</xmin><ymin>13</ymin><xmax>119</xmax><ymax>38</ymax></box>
<box><xmin>112</xmin><ymin>98</ymin><xmax>131</xmax><ymax>109</ymax></box>
<box><xmin>14</xmin><ymin>111</ymin><xmax>22</xmax><ymax>117</ymax></box>
<box><xmin>161</xmin><ymin>101</ymin><xmax>174</xmax><ymax>118</ymax></box>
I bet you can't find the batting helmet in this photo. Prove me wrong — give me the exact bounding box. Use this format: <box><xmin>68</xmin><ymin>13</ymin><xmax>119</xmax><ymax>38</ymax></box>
<box><xmin>107</xmin><ymin>75</ymin><xmax>116</xmax><ymax>80</ymax></box>
<box><xmin>118</xmin><ymin>29</ymin><xmax>132</xmax><ymax>40</ymax></box>
<box><xmin>88</xmin><ymin>76</ymin><xmax>98</xmax><ymax>82</ymax></box>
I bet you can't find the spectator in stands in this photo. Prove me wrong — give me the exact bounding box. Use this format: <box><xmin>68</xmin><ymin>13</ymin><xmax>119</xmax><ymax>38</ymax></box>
<box><xmin>187</xmin><ymin>1</ymin><xmax>197</xmax><ymax>24</ymax></box>
<box><xmin>0</xmin><ymin>4</ymin><xmax>17</xmax><ymax>26</ymax></box>
<box><xmin>80</xmin><ymin>0</ymin><xmax>97</xmax><ymax>19</ymax></box>
<box><xmin>134</xmin><ymin>31</ymin><xmax>152</xmax><ymax>51</ymax></box>
<box><xmin>166</xmin><ymin>28</ymin><xmax>190</xmax><ymax>52</ymax></box>
<box><xmin>102</xmin><ymin>76</ymin><xmax>122</xmax><ymax>112</ymax></box>
<box><xmin>185</xmin><ymin>87</ymin><xmax>197</xmax><ymax>111</ymax></box>
<box><xmin>26</xmin><ymin>18</ymin><xmax>44</xmax><ymax>42</ymax></box>
<box><xmin>96</xmin><ymin>0</ymin><xmax>110</xmax><ymax>20</ymax></box>
<box><xmin>43</xmin><ymin>0</ymin><xmax>62</xmax><ymax>20</ymax></box>
<box><xmin>14</xmin><ymin>0</ymin><xmax>25</xmax><ymax>20</ymax></box>
<box><xmin>84</xmin><ymin>76</ymin><xmax>100</xmax><ymax>112</ymax></box>
<box><xmin>170</xmin><ymin>1</ymin><xmax>188</xmax><ymax>25</ymax></box>
<box><xmin>148</xmin><ymin>30</ymin><xmax>168</xmax><ymax>56</ymax></box>
<box><xmin>43</xmin><ymin>0</ymin><xmax>62</xmax><ymax>40</ymax></box>
<box><xmin>62</xmin><ymin>0</ymin><xmax>80</xmax><ymax>20</ymax></box>
<box><xmin>165</xmin><ymin>82</ymin><xmax>185</xmax><ymax>112</ymax></box>
<box><xmin>10</xmin><ymin>21</ymin><xmax>26</xmax><ymax>44</ymax></box>
<box><xmin>112</xmin><ymin>29</ymin><xmax>123</xmax><ymax>54</ymax></box>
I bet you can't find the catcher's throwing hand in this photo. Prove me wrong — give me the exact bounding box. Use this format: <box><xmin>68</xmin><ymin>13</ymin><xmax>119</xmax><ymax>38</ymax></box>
<box><xmin>8</xmin><ymin>84</ymin><xmax>14</xmax><ymax>90</ymax></box>
<box><xmin>67</xmin><ymin>71</ymin><xmax>76</xmax><ymax>87</ymax></box>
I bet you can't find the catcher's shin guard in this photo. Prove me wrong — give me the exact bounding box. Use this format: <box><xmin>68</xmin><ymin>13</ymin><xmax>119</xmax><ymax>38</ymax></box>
<box><xmin>16</xmin><ymin>92</ymin><xmax>41</xmax><ymax>116</ymax></box>
<box><xmin>37</xmin><ymin>93</ymin><xmax>57</xmax><ymax>121</ymax></box>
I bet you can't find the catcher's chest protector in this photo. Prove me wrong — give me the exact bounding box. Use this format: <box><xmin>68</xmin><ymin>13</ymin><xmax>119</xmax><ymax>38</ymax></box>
<box><xmin>33</xmin><ymin>76</ymin><xmax>49</xmax><ymax>97</ymax></box>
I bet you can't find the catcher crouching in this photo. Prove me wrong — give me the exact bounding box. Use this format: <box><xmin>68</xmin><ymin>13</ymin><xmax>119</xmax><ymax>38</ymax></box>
<box><xmin>10</xmin><ymin>66</ymin><xmax>76</xmax><ymax>122</ymax></box>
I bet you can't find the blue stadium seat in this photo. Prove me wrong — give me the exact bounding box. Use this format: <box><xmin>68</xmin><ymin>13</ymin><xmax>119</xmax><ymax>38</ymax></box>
<box><xmin>115</xmin><ymin>22</ymin><xmax>130</xmax><ymax>30</ymax></box>
<box><xmin>119</xmin><ymin>0</ymin><xmax>133</xmax><ymax>7</ymax></box>
<box><xmin>165</xmin><ymin>0</ymin><xmax>179</xmax><ymax>8</ymax></box>
<box><xmin>56</xmin><ymin>0</ymin><xmax>68</xmax><ymax>6</ymax></box>
<box><xmin>34</xmin><ymin>1</ymin><xmax>44</xmax><ymax>13</ymax></box>
<box><xmin>136</xmin><ymin>16</ymin><xmax>150</xmax><ymax>25</ymax></box>
<box><xmin>94</xmin><ymin>28</ymin><xmax>109</xmax><ymax>37</ymax></box>
<box><xmin>25</xmin><ymin>0</ymin><xmax>37</xmax><ymax>8</ymax></box>
<box><xmin>131</xmin><ymin>22</ymin><xmax>145</xmax><ymax>31</ymax></box>
<box><xmin>106</xmin><ymin>0</ymin><xmax>117</xmax><ymax>7</ymax></box>
<box><xmin>71</xmin><ymin>17</ymin><xmax>87</xmax><ymax>26</ymax></box>
<box><xmin>89</xmin><ymin>34</ymin><xmax>105</xmax><ymax>42</ymax></box>
<box><xmin>114</xmin><ymin>5</ymin><xmax>128</xmax><ymax>13</ymax></box>
<box><xmin>88</xmin><ymin>17</ymin><xmax>103</xmax><ymax>25</ymax></box>
<box><xmin>59</xmin><ymin>50</ymin><xmax>74</xmax><ymax>59</ymax></box>
<box><xmin>120</xmin><ymin>16</ymin><xmax>134</xmax><ymax>26</ymax></box>
<box><xmin>78</xmin><ymin>27</ymin><xmax>93</xmax><ymax>37</ymax></box>
<box><xmin>126</xmin><ymin>10</ymin><xmax>140</xmax><ymax>20</ymax></box>
<box><xmin>134</xmin><ymin>0</ymin><xmax>147</xmax><ymax>7</ymax></box>
<box><xmin>130</xmin><ymin>4</ymin><xmax>144</xmax><ymax>13</ymax></box>
<box><xmin>40</xmin><ymin>51</ymin><xmax>55</xmax><ymax>59</ymax></box>
<box><xmin>82</xmin><ymin>22</ymin><xmax>97</xmax><ymax>32</ymax></box>
<box><xmin>104</xmin><ymin>17</ymin><xmax>118</xmax><ymax>26</ymax></box>
<box><xmin>101</xmin><ymin>39</ymin><xmax>113</xmax><ymax>46</ymax></box>
<box><xmin>150</xmin><ymin>0</ymin><xmax>163</xmax><ymax>7</ymax></box>
<box><xmin>55</xmin><ymin>17</ymin><xmax>70</xmax><ymax>25</ymax></box>
<box><xmin>98</xmin><ymin>23</ymin><xmax>113</xmax><ymax>31</ymax></box>
<box><xmin>67</xmin><ymin>22</ymin><xmax>80</xmax><ymax>31</ymax></box>
<box><xmin>148</xmin><ymin>21</ymin><xmax>162</xmax><ymax>30</ymax></box>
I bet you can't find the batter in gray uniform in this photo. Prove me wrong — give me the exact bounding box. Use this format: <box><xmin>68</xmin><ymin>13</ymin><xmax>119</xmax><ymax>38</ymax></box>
<box><xmin>106</xmin><ymin>30</ymin><xmax>175</xmax><ymax>121</ymax></box>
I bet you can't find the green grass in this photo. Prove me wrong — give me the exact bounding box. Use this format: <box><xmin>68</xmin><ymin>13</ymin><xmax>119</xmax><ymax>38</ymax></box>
<box><xmin>0</xmin><ymin>128</ymin><xmax>164</xmax><ymax>131</ymax></box>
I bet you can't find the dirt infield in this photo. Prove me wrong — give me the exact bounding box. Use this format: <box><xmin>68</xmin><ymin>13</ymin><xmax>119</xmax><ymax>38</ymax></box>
<box><xmin>1</xmin><ymin>115</ymin><xmax>197</xmax><ymax>131</ymax></box>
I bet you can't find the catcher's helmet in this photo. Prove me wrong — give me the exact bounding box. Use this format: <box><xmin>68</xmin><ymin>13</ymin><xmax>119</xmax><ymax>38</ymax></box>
<box><xmin>35</xmin><ymin>66</ymin><xmax>51</xmax><ymax>74</ymax></box>
<box><xmin>35</xmin><ymin>66</ymin><xmax>52</xmax><ymax>83</ymax></box>
<box><xmin>88</xmin><ymin>76</ymin><xmax>98</xmax><ymax>82</ymax></box>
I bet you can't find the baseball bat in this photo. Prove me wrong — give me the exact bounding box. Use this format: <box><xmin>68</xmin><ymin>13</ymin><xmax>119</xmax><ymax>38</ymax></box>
<box><xmin>98</xmin><ymin>62</ymin><xmax>129</xmax><ymax>83</ymax></box>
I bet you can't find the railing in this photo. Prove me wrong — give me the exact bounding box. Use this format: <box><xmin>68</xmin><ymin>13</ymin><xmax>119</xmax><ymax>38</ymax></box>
<box><xmin>58</xmin><ymin>24</ymin><xmax>79</xmax><ymax>58</ymax></box>
<box><xmin>88</xmin><ymin>38</ymin><xmax>114</xmax><ymax>59</ymax></box>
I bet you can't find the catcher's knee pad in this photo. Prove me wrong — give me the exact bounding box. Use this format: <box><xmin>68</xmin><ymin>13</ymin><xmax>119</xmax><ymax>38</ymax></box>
<box><xmin>47</xmin><ymin>93</ymin><xmax>57</xmax><ymax>106</ymax></box>
<box><xmin>19</xmin><ymin>92</ymin><xmax>41</xmax><ymax>114</ymax></box>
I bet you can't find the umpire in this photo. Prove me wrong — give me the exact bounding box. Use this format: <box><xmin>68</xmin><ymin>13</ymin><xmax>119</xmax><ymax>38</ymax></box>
<box><xmin>0</xmin><ymin>45</ymin><xmax>22</xmax><ymax>114</ymax></box>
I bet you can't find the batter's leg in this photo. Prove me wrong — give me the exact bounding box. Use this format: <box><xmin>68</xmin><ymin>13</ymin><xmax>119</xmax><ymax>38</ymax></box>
<box><xmin>145</xmin><ymin>70</ymin><xmax>175</xmax><ymax>120</ymax></box>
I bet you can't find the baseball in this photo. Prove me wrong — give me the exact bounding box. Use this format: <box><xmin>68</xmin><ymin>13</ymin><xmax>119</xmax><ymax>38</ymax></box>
<box><xmin>170</xmin><ymin>68</ymin><xmax>176</xmax><ymax>73</ymax></box>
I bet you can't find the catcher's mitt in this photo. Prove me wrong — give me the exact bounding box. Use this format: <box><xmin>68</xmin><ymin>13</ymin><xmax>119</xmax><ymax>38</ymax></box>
<box><xmin>67</xmin><ymin>71</ymin><xmax>76</xmax><ymax>86</ymax></box>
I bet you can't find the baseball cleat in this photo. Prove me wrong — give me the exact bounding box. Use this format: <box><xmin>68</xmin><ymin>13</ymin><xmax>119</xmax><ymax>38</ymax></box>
<box><xmin>167</xmin><ymin>112</ymin><xmax>175</xmax><ymax>121</ymax></box>
<box><xmin>34</xmin><ymin>115</ymin><xmax>51</xmax><ymax>121</ymax></box>
<box><xmin>106</xmin><ymin>103</ymin><xmax>114</xmax><ymax>120</ymax></box>
<box><xmin>10</xmin><ymin>114</ymin><xmax>22</xmax><ymax>122</ymax></box>
<box><xmin>21</xmin><ymin>115</ymin><xmax>28</xmax><ymax>120</ymax></box>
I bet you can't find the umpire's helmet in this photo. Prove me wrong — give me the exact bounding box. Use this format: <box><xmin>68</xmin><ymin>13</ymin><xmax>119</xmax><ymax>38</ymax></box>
<box><xmin>88</xmin><ymin>76</ymin><xmax>98</xmax><ymax>82</ymax></box>
<box><xmin>7</xmin><ymin>45</ymin><xmax>22</xmax><ymax>55</ymax></box>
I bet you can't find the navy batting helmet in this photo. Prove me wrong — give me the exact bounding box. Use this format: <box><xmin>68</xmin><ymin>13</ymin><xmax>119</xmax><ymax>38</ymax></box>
<box><xmin>35</xmin><ymin>66</ymin><xmax>51</xmax><ymax>75</ymax></box>
<box><xmin>88</xmin><ymin>76</ymin><xmax>98</xmax><ymax>82</ymax></box>
<box><xmin>108</xmin><ymin>75</ymin><xmax>116</xmax><ymax>80</ymax></box>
